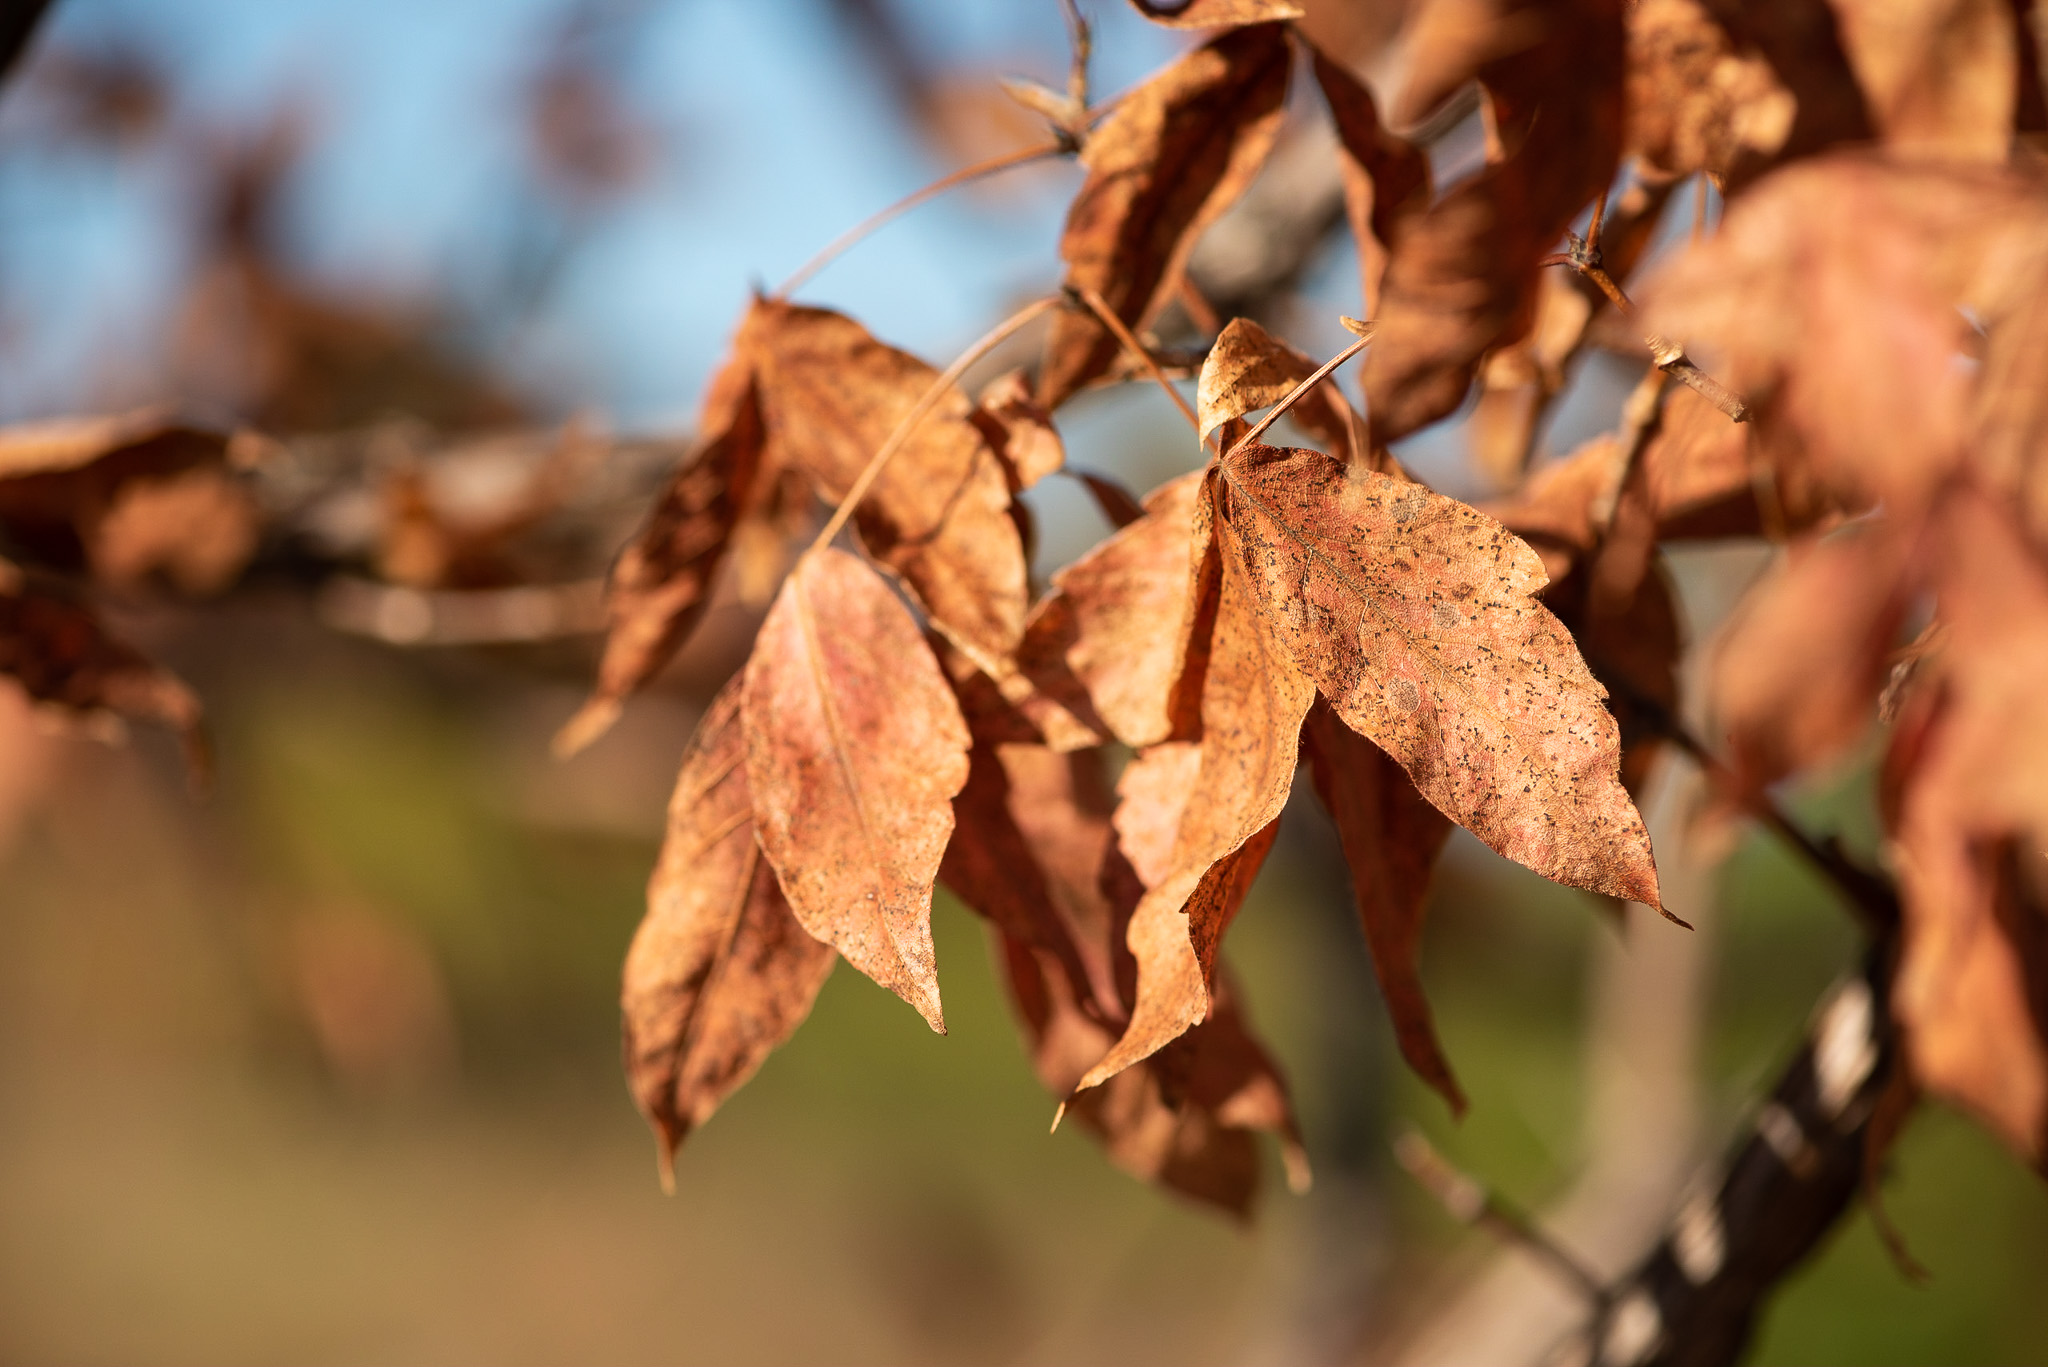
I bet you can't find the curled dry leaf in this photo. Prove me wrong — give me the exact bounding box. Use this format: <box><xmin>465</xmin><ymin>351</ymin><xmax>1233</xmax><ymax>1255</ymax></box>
<box><xmin>1889</xmin><ymin>492</ymin><xmax>2048</xmax><ymax>1166</ymax></box>
<box><xmin>1114</xmin><ymin>739</ymin><xmax>1203</xmax><ymax>889</ymax></box>
<box><xmin>1038</xmin><ymin>23</ymin><xmax>1291</xmax><ymax>408</ymax></box>
<box><xmin>1638</xmin><ymin>383</ymin><xmax>1842</xmax><ymax>540</ymax></box>
<box><xmin>1302</xmin><ymin>701</ymin><xmax>1460</xmax><ymax>1111</ymax></box>
<box><xmin>1215</xmin><ymin>442</ymin><xmax>1661</xmax><ymax>908</ymax></box>
<box><xmin>973</xmin><ymin>368</ymin><xmax>1064</xmax><ymax>491</ymax></box>
<box><xmin>1125</xmin><ymin>0</ymin><xmax>1304</xmax><ymax>28</ymax></box>
<box><xmin>748</xmin><ymin>300</ymin><xmax>1028</xmax><ymax>673</ymax></box>
<box><xmin>0</xmin><ymin>560</ymin><xmax>206</xmax><ymax>777</ymax></box>
<box><xmin>1693</xmin><ymin>0</ymin><xmax>1875</xmax><ymax>182</ymax></box>
<box><xmin>1365</xmin><ymin>0</ymin><xmax>1627</xmax><ymax>442</ymax></box>
<box><xmin>1713</xmin><ymin>524</ymin><xmax>1910</xmax><ymax>797</ymax></box>
<box><xmin>1197</xmin><ymin>316</ymin><xmax>1363</xmax><ymax>465</ymax></box>
<box><xmin>0</xmin><ymin>409</ymin><xmax>257</xmax><ymax>595</ymax></box>
<box><xmin>1082</xmin><ymin>485</ymin><xmax>1315</xmax><ymax>1087</ymax></box>
<box><xmin>623</xmin><ymin>679</ymin><xmax>835</xmax><ymax>1176</ymax></box>
<box><xmin>559</xmin><ymin>349</ymin><xmax>763</xmax><ymax>756</ymax></box>
<box><xmin>743</xmin><ymin>548</ymin><xmax>971</xmax><ymax>1032</ymax></box>
<box><xmin>1010</xmin><ymin>471</ymin><xmax>1207</xmax><ymax>749</ymax></box>
<box><xmin>1307</xmin><ymin>46</ymin><xmax>1430</xmax><ymax>318</ymax></box>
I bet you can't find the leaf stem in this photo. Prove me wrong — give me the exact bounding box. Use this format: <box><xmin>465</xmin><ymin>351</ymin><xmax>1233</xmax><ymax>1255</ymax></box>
<box><xmin>805</xmin><ymin>294</ymin><xmax>1060</xmax><ymax>559</ymax></box>
<box><xmin>1069</xmin><ymin>284</ymin><xmax>1209</xmax><ymax>444</ymax></box>
<box><xmin>1538</xmin><ymin>246</ymin><xmax>1751</xmax><ymax>425</ymax></box>
<box><xmin>775</xmin><ymin>141</ymin><xmax>1068</xmax><ymax>299</ymax></box>
<box><xmin>1224</xmin><ymin>334</ymin><xmax>1371</xmax><ymax>457</ymax></box>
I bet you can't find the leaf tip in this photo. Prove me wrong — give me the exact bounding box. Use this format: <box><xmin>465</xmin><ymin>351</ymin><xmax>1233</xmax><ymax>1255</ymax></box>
<box><xmin>553</xmin><ymin>695</ymin><xmax>622</xmax><ymax>758</ymax></box>
<box><xmin>1654</xmin><ymin>902</ymin><xmax>1695</xmax><ymax>931</ymax></box>
<box><xmin>1049</xmin><ymin>1099</ymin><xmax>1068</xmax><ymax>1135</ymax></box>
<box><xmin>1338</xmin><ymin>315</ymin><xmax>1375</xmax><ymax>339</ymax></box>
<box><xmin>1282</xmin><ymin>1141</ymin><xmax>1313</xmax><ymax>1195</ymax></box>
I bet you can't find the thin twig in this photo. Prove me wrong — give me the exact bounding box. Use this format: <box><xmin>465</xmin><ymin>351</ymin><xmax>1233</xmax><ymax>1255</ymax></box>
<box><xmin>775</xmin><ymin>141</ymin><xmax>1067</xmax><ymax>298</ymax></box>
<box><xmin>806</xmin><ymin>295</ymin><xmax>1060</xmax><ymax>556</ymax></box>
<box><xmin>1539</xmin><ymin>239</ymin><xmax>1751</xmax><ymax>425</ymax></box>
<box><xmin>1069</xmin><ymin>284</ymin><xmax>1209</xmax><ymax>442</ymax></box>
<box><xmin>1394</xmin><ymin>1128</ymin><xmax>1611</xmax><ymax>1311</ymax></box>
<box><xmin>1586</xmin><ymin>187</ymin><xmax>1610</xmax><ymax>257</ymax></box>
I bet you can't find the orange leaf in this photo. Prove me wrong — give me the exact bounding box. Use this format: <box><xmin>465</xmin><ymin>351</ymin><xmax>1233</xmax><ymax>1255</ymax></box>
<box><xmin>1215</xmin><ymin>442</ymin><xmax>1661</xmax><ymax>908</ymax></box>
<box><xmin>747</xmin><ymin>300</ymin><xmax>1028</xmax><ymax>674</ymax></box>
<box><xmin>560</xmin><ymin>346</ymin><xmax>764</xmax><ymax>755</ymax></box>
<box><xmin>1197</xmin><ymin>316</ymin><xmax>1363</xmax><ymax>465</ymax></box>
<box><xmin>1125</xmin><ymin>0</ymin><xmax>1304</xmax><ymax>28</ymax></box>
<box><xmin>623</xmin><ymin>679</ymin><xmax>835</xmax><ymax>1173</ymax></box>
<box><xmin>972</xmin><ymin>368</ymin><xmax>1065</xmax><ymax>491</ymax></box>
<box><xmin>1039</xmin><ymin>24</ymin><xmax>1291</xmax><ymax>407</ymax></box>
<box><xmin>1307</xmin><ymin>46</ymin><xmax>1430</xmax><ymax>318</ymax></box>
<box><xmin>743</xmin><ymin>548</ymin><xmax>971</xmax><ymax>1032</ymax></box>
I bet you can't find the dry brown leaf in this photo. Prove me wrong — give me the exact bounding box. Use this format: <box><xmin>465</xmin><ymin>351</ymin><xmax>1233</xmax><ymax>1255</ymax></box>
<box><xmin>1365</xmin><ymin>0</ymin><xmax>1627</xmax><ymax>443</ymax></box>
<box><xmin>1301</xmin><ymin>700</ymin><xmax>1460</xmax><ymax>1111</ymax></box>
<box><xmin>1115</xmin><ymin>740</ymin><xmax>1204</xmax><ymax>889</ymax></box>
<box><xmin>1308</xmin><ymin>47</ymin><xmax>1431</xmax><ymax>318</ymax></box>
<box><xmin>747</xmin><ymin>300</ymin><xmax>1028</xmax><ymax>674</ymax></box>
<box><xmin>743</xmin><ymin>548</ymin><xmax>971</xmax><ymax>1032</ymax></box>
<box><xmin>1713</xmin><ymin>525</ymin><xmax>1909</xmax><ymax>796</ymax></box>
<box><xmin>1010</xmin><ymin>471</ymin><xmax>1208</xmax><ymax>749</ymax></box>
<box><xmin>0</xmin><ymin>410</ymin><xmax>257</xmax><ymax>595</ymax></box>
<box><xmin>623</xmin><ymin>679</ymin><xmax>836</xmax><ymax>1172</ymax></box>
<box><xmin>1125</xmin><ymin>0</ymin><xmax>1305</xmax><ymax>27</ymax></box>
<box><xmin>973</xmin><ymin>368</ymin><xmax>1065</xmax><ymax>491</ymax></box>
<box><xmin>0</xmin><ymin>560</ymin><xmax>205</xmax><ymax>776</ymax></box>
<box><xmin>559</xmin><ymin>348</ymin><xmax>764</xmax><ymax>756</ymax></box>
<box><xmin>1081</xmin><ymin>482</ymin><xmax>1316</xmax><ymax>1087</ymax></box>
<box><xmin>1197</xmin><ymin>316</ymin><xmax>1363</xmax><ymax>464</ymax></box>
<box><xmin>1643</xmin><ymin>156</ymin><xmax>2048</xmax><ymax>519</ymax></box>
<box><xmin>1627</xmin><ymin>0</ymin><xmax>1796</xmax><ymax>181</ymax></box>
<box><xmin>1038</xmin><ymin>24</ymin><xmax>1291</xmax><ymax>408</ymax></box>
<box><xmin>1889</xmin><ymin>491</ymin><xmax>2048</xmax><ymax>1165</ymax></box>
<box><xmin>1215</xmin><ymin>442</ymin><xmax>1662</xmax><ymax>907</ymax></box>
<box><xmin>1830</xmin><ymin>0</ymin><xmax>2018</xmax><ymax>161</ymax></box>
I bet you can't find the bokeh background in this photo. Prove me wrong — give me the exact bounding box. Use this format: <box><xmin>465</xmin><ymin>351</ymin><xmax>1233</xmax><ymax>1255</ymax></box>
<box><xmin>0</xmin><ymin>1</ymin><xmax>2043</xmax><ymax>1363</ymax></box>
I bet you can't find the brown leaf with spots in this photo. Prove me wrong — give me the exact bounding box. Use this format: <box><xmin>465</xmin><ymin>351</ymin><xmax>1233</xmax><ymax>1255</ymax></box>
<box><xmin>973</xmin><ymin>368</ymin><xmax>1064</xmax><ymax>492</ymax></box>
<box><xmin>743</xmin><ymin>548</ymin><xmax>971</xmax><ymax>1032</ymax></box>
<box><xmin>1302</xmin><ymin>700</ymin><xmax>1460</xmax><ymax>1111</ymax></box>
<box><xmin>0</xmin><ymin>559</ymin><xmax>206</xmax><ymax>776</ymax></box>
<box><xmin>1008</xmin><ymin>471</ymin><xmax>1208</xmax><ymax>749</ymax></box>
<box><xmin>1213</xmin><ymin>442</ymin><xmax>1661</xmax><ymax>908</ymax></box>
<box><xmin>748</xmin><ymin>300</ymin><xmax>1028</xmax><ymax>673</ymax></box>
<box><xmin>1125</xmin><ymin>0</ymin><xmax>1304</xmax><ymax>27</ymax></box>
<box><xmin>1309</xmin><ymin>45</ymin><xmax>1430</xmax><ymax>318</ymax></box>
<box><xmin>1888</xmin><ymin>491</ymin><xmax>2048</xmax><ymax>1167</ymax></box>
<box><xmin>623</xmin><ymin>679</ymin><xmax>835</xmax><ymax>1174</ymax></box>
<box><xmin>1365</xmin><ymin>0</ymin><xmax>1627</xmax><ymax>442</ymax></box>
<box><xmin>0</xmin><ymin>409</ymin><xmax>257</xmax><ymax>595</ymax></box>
<box><xmin>1081</xmin><ymin>477</ymin><xmax>1316</xmax><ymax>1086</ymax></box>
<box><xmin>559</xmin><ymin>346</ymin><xmax>764</xmax><ymax>755</ymax></box>
<box><xmin>1713</xmin><ymin>525</ymin><xmax>1910</xmax><ymax>798</ymax></box>
<box><xmin>1198</xmin><ymin>317</ymin><xmax>1363</xmax><ymax>465</ymax></box>
<box><xmin>1038</xmin><ymin>24</ymin><xmax>1291</xmax><ymax>408</ymax></box>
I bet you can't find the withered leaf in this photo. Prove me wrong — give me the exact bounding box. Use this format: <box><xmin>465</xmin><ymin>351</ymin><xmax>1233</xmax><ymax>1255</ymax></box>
<box><xmin>1831</xmin><ymin>0</ymin><xmax>2018</xmax><ymax>161</ymax></box>
<box><xmin>0</xmin><ymin>559</ymin><xmax>206</xmax><ymax>775</ymax></box>
<box><xmin>0</xmin><ymin>409</ymin><xmax>257</xmax><ymax>595</ymax></box>
<box><xmin>1125</xmin><ymin>0</ymin><xmax>1304</xmax><ymax>27</ymax></box>
<box><xmin>1082</xmin><ymin>487</ymin><xmax>1315</xmax><ymax>1087</ymax></box>
<box><xmin>748</xmin><ymin>300</ymin><xmax>1028</xmax><ymax>673</ymax></box>
<box><xmin>623</xmin><ymin>679</ymin><xmax>835</xmax><ymax>1173</ymax></box>
<box><xmin>560</xmin><ymin>348</ymin><xmax>763</xmax><ymax>756</ymax></box>
<box><xmin>1308</xmin><ymin>46</ymin><xmax>1430</xmax><ymax>318</ymax></box>
<box><xmin>1197</xmin><ymin>316</ymin><xmax>1362</xmax><ymax>465</ymax></box>
<box><xmin>1302</xmin><ymin>700</ymin><xmax>1460</xmax><ymax>1111</ymax></box>
<box><xmin>1692</xmin><ymin>0</ymin><xmax>1875</xmax><ymax>184</ymax></box>
<box><xmin>1214</xmin><ymin>442</ymin><xmax>1661</xmax><ymax>908</ymax></box>
<box><xmin>1625</xmin><ymin>0</ymin><xmax>1794</xmax><ymax>182</ymax></box>
<box><xmin>973</xmin><ymin>368</ymin><xmax>1064</xmax><ymax>492</ymax></box>
<box><xmin>1890</xmin><ymin>491</ymin><xmax>2048</xmax><ymax>1165</ymax></box>
<box><xmin>1010</xmin><ymin>471</ymin><xmax>1207</xmax><ymax>749</ymax></box>
<box><xmin>1115</xmin><ymin>739</ymin><xmax>1203</xmax><ymax>890</ymax></box>
<box><xmin>1038</xmin><ymin>24</ymin><xmax>1291</xmax><ymax>408</ymax></box>
<box><xmin>1365</xmin><ymin>0</ymin><xmax>1626</xmax><ymax>443</ymax></box>
<box><xmin>743</xmin><ymin>548</ymin><xmax>971</xmax><ymax>1032</ymax></box>
<box><xmin>1713</xmin><ymin>525</ymin><xmax>1909</xmax><ymax>797</ymax></box>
